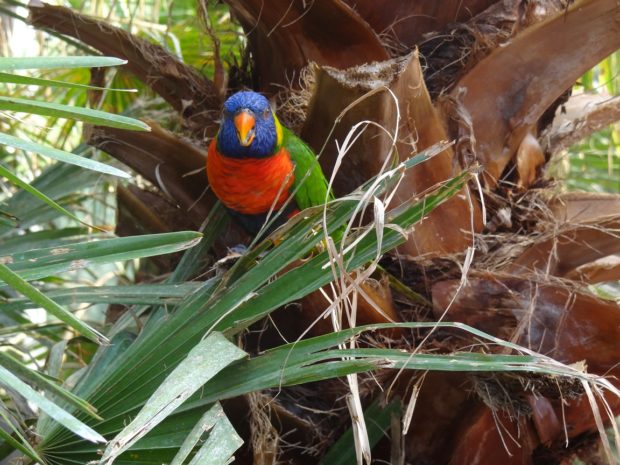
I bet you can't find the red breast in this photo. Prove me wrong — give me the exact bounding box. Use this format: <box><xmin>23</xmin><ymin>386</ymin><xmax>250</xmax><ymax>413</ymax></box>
<box><xmin>206</xmin><ymin>139</ymin><xmax>296</xmax><ymax>215</ymax></box>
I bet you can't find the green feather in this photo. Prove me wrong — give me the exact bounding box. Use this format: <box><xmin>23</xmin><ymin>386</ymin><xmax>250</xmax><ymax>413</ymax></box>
<box><xmin>274</xmin><ymin>116</ymin><xmax>341</xmax><ymax>242</ymax></box>
<box><xmin>281</xmin><ymin>126</ymin><xmax>333</xmax><ymax>210</ymax></box>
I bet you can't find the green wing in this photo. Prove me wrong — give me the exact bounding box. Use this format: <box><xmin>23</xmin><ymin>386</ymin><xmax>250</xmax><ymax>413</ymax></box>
<box><xmin>282</xmin><ymin>127</ymin><xmax>333</xmax><ymax>211</ymax></box>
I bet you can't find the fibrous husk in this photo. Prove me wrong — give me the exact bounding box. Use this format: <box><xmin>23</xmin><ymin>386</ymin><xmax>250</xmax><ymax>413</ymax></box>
<box><xmin>341</xmin><ymin>0</ymin><xmax>497</xmax><ymax>53</ymax></box>
<box><xmin>224</xmin><ymin>0</ymin><xmax>389</xmax><ymax>92</ymax></box>
<box><xmin>429</xmin><ymin>274</ymin><xmax>620</xmax><ymax>463</ymax></box>
<box><xmin>419</xmin><ymin>0</ymin><xmax>566</xmax><ymax>98</ymax></box>
<box><xmin>222</xmin><ymin>393</ymin><xmax>322</xmax><ymax>465</ymax></box>
<box><xmin>247</xmin><ymin>392</ymin><xmax>280</xmax><ymax>465</ymax></box>
<box><xmin>432</xmin><ymin>275</ymin><xmax>620</xmax><ymax>376</ymax></box>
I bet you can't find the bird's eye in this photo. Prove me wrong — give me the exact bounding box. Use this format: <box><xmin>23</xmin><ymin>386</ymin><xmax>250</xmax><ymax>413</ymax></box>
<box><xmin>222</xmin><ymin>109</ymin><xmax>233</xmax><ymax>119</ymax></box>
<box><xmin>262</xmin><ymin>109</ymin><xmax>270</xmax><ymax>119</ymax></box>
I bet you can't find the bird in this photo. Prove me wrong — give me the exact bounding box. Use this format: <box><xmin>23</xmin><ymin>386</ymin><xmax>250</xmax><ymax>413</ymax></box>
<box><xmin>207</xmin><ymin>91</ymin><xmax>402</xmax><ymax>334</ymax></box>
<box><xmin>207</xmin><ymin>90</ymin><xmax>332</xmax><ymax>237</ymax></box>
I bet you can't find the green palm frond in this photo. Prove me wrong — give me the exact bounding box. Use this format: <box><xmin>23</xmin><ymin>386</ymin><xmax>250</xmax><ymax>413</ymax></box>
<box><xmin>0</xmin><ymin>55</ymin><xmax>190</xmax><ymax>460</ymax></box>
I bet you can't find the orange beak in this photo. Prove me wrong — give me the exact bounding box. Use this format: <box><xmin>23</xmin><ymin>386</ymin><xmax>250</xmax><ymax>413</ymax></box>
<box><xmin>234</xmin><ymin>110</ymin><xmax>256</xmax><ymax>147</ymax></box>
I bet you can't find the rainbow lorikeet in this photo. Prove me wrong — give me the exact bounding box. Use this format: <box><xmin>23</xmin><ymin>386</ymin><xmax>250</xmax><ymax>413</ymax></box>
<box><xmin>207</xmin><ymin>91</ymin><xmax>332</xmax><ymax>237</ymax></box>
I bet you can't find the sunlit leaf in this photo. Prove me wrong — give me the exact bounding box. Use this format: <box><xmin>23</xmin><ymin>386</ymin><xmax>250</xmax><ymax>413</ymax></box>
<box><xmin>0</xmin><ymin>263</ymin><xmax>108</xmax><ymax>344</ymax></box>
<box><xmin>0</xmin><ymin>366</ymin><xmax>106</xmax><ymax>444</ymax></box>
<box><xmin>3</xmin><ymin>232</ymin><xmax>202</xmax><ymax>281</ymax></box>
<box><xmin>182</xmin><ymin>405</ymin><xmax>242</xmax><ymax>465</ymax></box>
<box><xmin>0</xmin><ymin>72</ymin><xmax>137</xmax><ymax>92</ymax></box>
<box><xmin>0</xmin><ymin>96</ymin><xmax>150</xmax><ymax>131</ymax></box>
<box><xmin>0</xmin><ymin>163</ymin><xmax>98</xmax><ymax>229</ymax></box>
<box><xmin>0</xmin><ymin>56</ymin><xmax>126</xmax><ymax>71</ymax></box>
<box><xmin>1</xmin><ymin>283</ymin><xmax>200</xmax><ymax>312</ymax></box>
<box><xmin>0</xmin><ymin>351</ymin><xmax>100</xmax><ymax>419</ymax></box>
<box><xmin>98</xmin><ymin>332</ymin><xmax>246</xmax><ymax>465</ymax></box>
<box><xmin>0</xmin><ymin>132</ymin><xmax>130</xmax><ymax>178</ymax></box>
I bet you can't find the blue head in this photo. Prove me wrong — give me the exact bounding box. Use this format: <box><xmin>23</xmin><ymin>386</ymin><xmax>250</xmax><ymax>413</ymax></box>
<box><xmin>216</xmin><ymin>91</ymin><xmax>280</xmax><ymax>159</ymax></box>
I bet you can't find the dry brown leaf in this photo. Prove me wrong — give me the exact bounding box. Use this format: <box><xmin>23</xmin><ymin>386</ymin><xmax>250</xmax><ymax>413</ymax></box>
<box><xmin>565</xmin><ymin>255</ymin><xmax>620</xmax><ymax>284</ymax></box>
<box><xmin>548</xmin><ymin>192</ymin><xmax>620</xmax><ymax>224</ymax></box>
<box><xmin>302</xmin><ymin>51</ymin><xmax>482</xmax><ymax>256</ymax></box>
<box><xmin>505</xmin><ymin>216</ymin><xmax>620</xmax><ymax>277</ymax></box>
<box><xmin>299</xmin><ymin>273</ymin><xmax>401</xmax><ymax>337</ymax></box>
<box><xmin>453</xmin><ymin>0</ymin><xmax>620</xmax><ymax>184</ymax></box>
